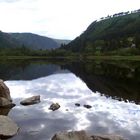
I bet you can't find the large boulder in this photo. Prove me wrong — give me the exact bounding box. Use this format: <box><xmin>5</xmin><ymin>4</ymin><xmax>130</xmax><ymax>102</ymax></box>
<box><xmin>0</xmin><ymin>97</ymin><xmax>15</xmax><ymax>108</ymax></box>
<box><xmin>0</xmin><ymin>108</ymin><xmax>12</xmax><ymax>116</ymax></box>
<box><xmin>20</xmin><ymin>95</ymin><xmax>40</xmax><ymax>106</ymax></box>
<box><xmin>91</xmin><ymin>134</ymin><xmax>125</xmax><ymax>140</ymax></box>
<box><xmin>0</xmin><ymin>80</ymin><xmax>15</xmax><ymax>116</ymax></box>
<box><xmin>52</xmin><ymin>130</ymin><xmax>90</xmax><ymax>140</ymax></box>
<box><xmin>51</xmin><ymin>131</ymin><xmax>126</xmax><ymax>140</ymax></box>
<box><xmin>0</xmin><ymin>115</ymin><xmax>19</xmax><ymax>139</ymax></box>
<box><xmin>0</xmin><ymin>80</ymin><xmax>12</xmax><ymax>102</ymax></box>
<box><xmin>49</xmin><ymin>103</ymin><xmax>60</xmax><ymax>111</ymax></box>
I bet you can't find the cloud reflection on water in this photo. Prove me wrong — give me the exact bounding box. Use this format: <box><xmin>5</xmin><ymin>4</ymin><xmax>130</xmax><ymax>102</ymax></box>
<box><xmin>5</xmin><ymin>73</ymin><xmax>140</xmax><ymax>140</ymax></box>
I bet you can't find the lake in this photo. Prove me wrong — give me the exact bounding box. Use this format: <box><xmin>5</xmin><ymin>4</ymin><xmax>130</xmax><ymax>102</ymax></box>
<box><xmin>1</xmin><ymin>59</ymin><xmax>140</xmax><ymax>140</ymax></box>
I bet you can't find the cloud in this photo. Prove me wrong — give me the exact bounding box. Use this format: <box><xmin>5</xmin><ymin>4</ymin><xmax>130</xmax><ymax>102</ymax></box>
<box><xmin>0</xmin><ymin>0</ymin><xmax>140</xmax><ymax>39</ymax></box>
<box><xmin>0</xmin><ymin>0</ymin><xmax>19</xmax><ymax>3</ymax></box>
<box><xmin>0</xmin><ymin>0</ymin><xmax>37</xmax><ymax>3</ymax></box>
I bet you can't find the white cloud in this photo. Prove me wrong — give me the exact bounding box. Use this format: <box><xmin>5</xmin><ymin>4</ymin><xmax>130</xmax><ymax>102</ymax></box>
<box><xmin>0</xmin><ymin>0</ymin><xmax>19</xmax><ymax>3</ymax></box>
<box><xmin>0</xmin><ymin>0</ymin><xmax>140</xmax><ymax>39</ymax></box>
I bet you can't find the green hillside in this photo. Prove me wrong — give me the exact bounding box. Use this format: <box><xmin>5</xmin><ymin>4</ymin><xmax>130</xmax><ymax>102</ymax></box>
<box><xmin>65</xmin><ymin>10</ymin><xmax>140</xmax><ymax>55</ymax></box>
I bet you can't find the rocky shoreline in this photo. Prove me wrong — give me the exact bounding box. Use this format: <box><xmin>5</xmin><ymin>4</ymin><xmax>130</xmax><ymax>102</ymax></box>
<box><xmin>0</xmin><ymin>80</ymin><xmax>19</xmax><ymax>139</ymax></box>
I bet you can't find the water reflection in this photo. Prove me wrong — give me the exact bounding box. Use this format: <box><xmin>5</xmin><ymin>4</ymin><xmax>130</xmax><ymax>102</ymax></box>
<box><xmin>1</xmin><ymin>59</ymin><xmax>140</xmax><ymax>104</ymax></box>
<box><xmin>0</xmin><ymin>59</ymin><xmax>140</xmax><ymax>140</ymax></box>
<box><xmin>5</xmin><ymin>73</ymin><xmax>140</xmax><ymax>140</ymax></box>
<box><xmin>0</xmin><ymin>59</ymin><xmax>69</xmax><ymax>80</ymax></box>
<box><xmin>62</xmin><ymin>61</ymin><xmax>140</xmax><ymax>104</ymax></box>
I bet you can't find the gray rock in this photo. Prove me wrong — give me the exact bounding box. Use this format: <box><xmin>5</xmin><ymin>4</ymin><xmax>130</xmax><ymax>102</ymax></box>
<box><xmin>83</xmin><ymin>104</ymin><xmax>92</xmax><ymax>109</ymax></box>
<box><xmin>0</xmin><ymin>115</ymin><xmax>19</xmax><ymax>139</ymax></box>
<box><xmin>20</xmin><ymin>95</ymin><xmax>40</xmax><ymax>106</ymax></box>
<box><xmin>0</xmin><ymin>108</ymin><xmax>12</xmax><ymax>116</ymax></box>
<box><xmin>52</xmin><ymin>130</ymin><xmax>90</xmax><ymax>140</ymax></box>
<box><xmin>0</xmin><ymin>80</ymin><xmax>12</xmax><ymax>102</ymax></box>
<box><xmin>75</xmin><ymin>103</ymin><xmax>80</xmax><ymax>107</ymax></box>
<box><xmin>49</xmin><ymin>103</ymin><xmax>60</xmax><ymax>111</ymax></box>
<box><xmin>51</xmin><ymin>131</ymin><xmax>126</xmax><ymax>140</ymax></box>
<box><xmin>0</xmin><ymin>97</ymin><xmax>15</xmax><ymax>108</ymax></box>
<box><xmin>91</xmin><ymin>134</ymin><xmax>125</xmax><ymax>140</ymax></box>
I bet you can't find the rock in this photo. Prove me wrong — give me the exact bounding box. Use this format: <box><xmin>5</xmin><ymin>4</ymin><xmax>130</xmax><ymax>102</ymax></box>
<box><xmin>0</xmin><ymin>108</ymin><xmax>12</xmax><ymax>116</ymax></box>
<box><xmin>0</xmin><ymin>97</ymin><xmax>15</xmax><ymax>108</ymax></box>
<box><xmin>75</xmin><ymin>103</ymin><xmax>80</xmax><ymax>107</ymax></box>
<box><xmin>0</xmin><ymin>81</ymin><xmax>15</xmax><ymax>115</ymax></box>
<box><xmin>49</xmin><ymin>103</ymin><xmax>60</xmax><ymax>111</ymax></box>
<box><xmin>20</xmin><ymin>95</ymin><xmax>40</xmax><ymax>106</ymax></box>
<box><xmin>51</xmin><ymin>130</ymin><xmax>90</xmax><ymax>140</ymax></box>
<box><xmin>91</xmin><ymin>134</ymin><xmax>125</xmax><ymax>140</ymax></box>
<box><xmin>83</xmin><ymin>105</ymin><xmax>92</xmax><ymax>109</ymax></box>
<box><xmin>0</xmin><ymin>115</ymin><xmax>19</xmax><ymax>139</ymax></box>
<box><xmin>51</xmin><ymin>131</ymin><xmax>126</xmax><ymax>140</ymax></box>
<box><xmin>0</xmin><ymin>80</ymin><xmax>12</xmax><ymax>102</ymax></box>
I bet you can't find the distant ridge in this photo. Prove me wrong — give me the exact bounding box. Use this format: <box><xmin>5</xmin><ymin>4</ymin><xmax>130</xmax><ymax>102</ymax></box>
<box><xmin>54</xmin><ymin>39</ymin><xmax>71</xmax><ymax>46</ymax></box>
<box><xmin>0</xmin><ymin>31</ymin><xmax>70</xmax><ymax>50</ymax></box>
<box><xmin>10</xmin><ymin>33</ymin><xmax>59</xmax><ymax>50</ymax></box>
<box><xmin>0</xmin><ymin>31</ymin><xmax>20</xmax><ymax>48</ymax></box>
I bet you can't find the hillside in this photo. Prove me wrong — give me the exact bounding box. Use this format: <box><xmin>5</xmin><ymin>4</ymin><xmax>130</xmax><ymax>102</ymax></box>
<box><xmin>0</xmin><ymin>31</ymin><xmax>69</xmax><ymax>50</ymax></box>
<box><xmin>0</xmin><ymin>31</ymin><xmax>20</xmax><ymax>48</ymax></box>
<box><xmin>65</xmin><ymin>10</ymin><xmax>140</xmax><ymax>54</ymax></box>
<box><xmin>10</xmin><ymin>33</ymin><xmax>59</xmax><ymax>50</ymax></box>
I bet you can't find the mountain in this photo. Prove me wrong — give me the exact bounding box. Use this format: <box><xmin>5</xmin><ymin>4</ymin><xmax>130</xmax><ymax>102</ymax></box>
<box><xmin>0</xmin><ymin>31</ymin><xmax>20</xmax><ymax>48</ymax></box>
<box><xmin>54</xmin><ymin>39</ymin><xmax>71</xmax><ymax>46</ymax></box>
<box><xmin>64</xmin><ymin>10</ymin><xmax>140</xmax><ymax>53</ymax></box>
<box><xmin>0</xmin><ymin>31</ymin><xmax>70</xmax><ymax>50</ymax></box>
<box><xmin>10</xmin><ymin>33</ymin><xmax>59</xmax><ymax>50</ymax></box>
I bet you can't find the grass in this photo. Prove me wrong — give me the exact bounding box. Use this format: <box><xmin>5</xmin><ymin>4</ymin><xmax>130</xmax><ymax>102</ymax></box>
<box><xmin>0</xmin><ymin>55</ymin><xmax>140</xmax><ymax>61</ymax></box>
<box><xmin>86</xmin><ymin>55</ymin><xmax>140</xmax><ymax>61</ymax></box>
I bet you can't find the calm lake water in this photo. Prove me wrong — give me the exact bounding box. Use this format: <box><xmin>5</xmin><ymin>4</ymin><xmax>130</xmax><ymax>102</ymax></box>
<box><xmin>1</xmin><ymin>59</ymin><xmax>140</xmax><ymax>140</ymax></box>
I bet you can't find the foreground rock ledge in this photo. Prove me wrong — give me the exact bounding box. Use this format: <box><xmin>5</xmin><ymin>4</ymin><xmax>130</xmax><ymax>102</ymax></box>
<box><xmin>51</xmin><ymin>130</ymin><xmax>126</xmax><ymax>140</ymax></box>
<box><xmin>20</xmin><ymin>95</ymin><xmax>40</xmax><ymax>106</ymax></box>
<box><xmin>0</xmin><ymin>115</ymin><xmax>19</xmax><ymax>139</ymax></box>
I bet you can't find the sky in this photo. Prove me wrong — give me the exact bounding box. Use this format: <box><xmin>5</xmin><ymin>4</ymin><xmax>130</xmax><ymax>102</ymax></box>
<box><xmin>0</xmin><ymin>0</ymin><xmax>139</xmax><ymax>40</ymax></box>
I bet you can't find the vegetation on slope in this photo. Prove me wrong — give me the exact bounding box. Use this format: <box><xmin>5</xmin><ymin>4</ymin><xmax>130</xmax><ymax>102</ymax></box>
<box><xmin>1</xmin><ymin>10</ymin><xmax>140</xmax><ymax>58</ymax></box>
<box><xmin>63</xmin><ymin>10</ymin><xmax>140</xmax><ymax>55</ymax></box>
